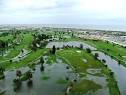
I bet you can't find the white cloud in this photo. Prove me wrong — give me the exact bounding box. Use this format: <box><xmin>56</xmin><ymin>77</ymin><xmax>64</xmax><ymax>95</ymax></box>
<box><xmin>0</xmin><ymin>0</ymin><xmax>126</xmax><ymax>25</ymax></box>
<box><xmin>2</xmin><ymin>0</ymin><xmax>56</xmax><ymax>11</ymax></box>
<box><xmin>75</xmin><ymin>0</ymin><xmax>126</xmax><ymax>19</ymax></box>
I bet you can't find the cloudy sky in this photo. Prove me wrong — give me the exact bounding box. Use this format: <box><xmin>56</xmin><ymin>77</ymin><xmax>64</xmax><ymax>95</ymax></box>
<box><xmin>0</xmin><ymin>0</ymin><xmax>126</xmax><ymax>25</ymax></box>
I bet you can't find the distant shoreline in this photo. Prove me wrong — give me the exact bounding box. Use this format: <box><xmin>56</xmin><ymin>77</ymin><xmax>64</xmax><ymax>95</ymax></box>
<box><xmin>0</xmin><ymin>24</ymin><xmax>126</xmax><ymax>32</ymax></box>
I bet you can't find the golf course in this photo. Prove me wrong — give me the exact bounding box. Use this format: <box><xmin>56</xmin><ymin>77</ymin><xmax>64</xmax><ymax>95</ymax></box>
<box><xmin>0</xmin><ymin>30</ymin><xmax>125</xmax><ymax>95</ymax></box>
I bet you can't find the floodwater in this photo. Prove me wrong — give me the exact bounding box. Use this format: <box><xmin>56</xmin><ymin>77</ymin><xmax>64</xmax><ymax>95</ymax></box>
<box><xmin>47</xmin><ymin>41</ymin><xmax>126</xmax><ymax>95</ymax></box>
<box><xmin>46</xmin><ymin>41</ymin><xmax>96</xmax><ymax>50</ymax></box>
<box><xmin>82</xmin><ymin>74</ymin><xmax>109</xmax><ymax>95</ymax></box>
<box><xmin>0</xmin><ymin>55</ymin><xmax>109</xmax><ymax>95</ymax></box>
<box><xmin>1</xmin><ymin>41</ymin><xmax>126</xmax><ymax>95</ymax></box>
<box><xmin>0</xmin><ymin>59</ymin><xmax>76</xmax><ymax>95</ymax></box>
<box><xmin>92</xmin><ymin>51</ymin><xmax>126</xmax><ymax>95</ymax></box>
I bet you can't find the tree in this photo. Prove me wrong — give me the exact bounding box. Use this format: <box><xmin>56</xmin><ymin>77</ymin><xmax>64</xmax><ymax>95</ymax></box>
<box><xmin>52</xmin><ymin>45</ymin><xmax>56</xmax><ymax>54</ymax></box>
<box><xmin>110</xmin><ymin>71</ymin><xmax>114</xmax><ymax>76</ymax></box>
<box><xmin>106</xmin><ymin>48</ymin><xmax>110</xmax><ymax>52</ymax></box>
<box><xmin>40</xmin><ymin>65</ymin><xmax>44</xmax><ymax>72</ymax></box>
<box><xmin>13</xmin><ymin>78</ymin><xmax>22</xmax><ymax>92</ymax></box>
<box><xmin>0</xmin><ymin>66</ymin><xmax>5</xmax><ymax>79</ymax></box>
<box><xmin>80</xmin><ymin>44</ymin><xmax>83</xmax><ymax>49</ymax></box>
<box><xmin>26</xmin><ymin>71</ymin><xmax>33</xmax><ymax>87</ymax></box>
<box><xmin>26</xmin><ymin>71</ymin><xmax>32</xmax><ymax>81</ymax></box>
<box><xmin>16</xmin><ymin>70</ymin><xmax>22</xmax><ymax>78</ymax></box>
<box><xmin>102</xmin><ymin>59</ymin><xmax>106</xmax><ymax>63</ymax></box>
<box><xmin>94</xmin><ymin>53</ymin><xmax>99</xmax><ymax>60</ymax></box>
<box><xmin>86</xmin><ymin>48</ymin><xmax>91</xmax><ymax>53</ymax></box>
<box><xmin>0</xmin><ymin>40</ymin><xmax>6</xmax><ymax>56</ymax></box>
<box><xmin>40</xmin><ymin>56</ymin><xmax>45</xmax><ymax>71</ymax></box>
<box><xmin>118</xmin><ymin>60</ymin><xmax>121</xmax><ymax>65</ymax></box>
<box><xmin>40</xmin><ymin>56</ymin><xmax>44</xmax><ymax>64</ymax></box>
<box><xmin>27</xmin><ymin>79</ymin><xmax>33</xmax><ymax>88</ymax></box>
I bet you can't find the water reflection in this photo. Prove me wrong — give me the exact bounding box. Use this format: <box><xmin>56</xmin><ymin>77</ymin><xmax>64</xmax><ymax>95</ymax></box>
<box><xmin>46</xmin><ymin>41</ymin><xmax>96</xmax><ymax>50</ymax></box>
<box><xmin>0</xmin><ymin>59</ymin><xmax>76</xmax><ymax>95</ymax></box>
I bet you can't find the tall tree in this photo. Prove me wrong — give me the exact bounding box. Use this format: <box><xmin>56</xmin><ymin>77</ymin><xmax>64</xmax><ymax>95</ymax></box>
<box><xmin>52</xmin><ymin>45</ymin><xmax>56</xmax><ymax>54</ymax></box>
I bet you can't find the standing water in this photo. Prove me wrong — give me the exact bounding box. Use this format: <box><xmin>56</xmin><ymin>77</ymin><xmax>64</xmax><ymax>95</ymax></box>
<box><xmin>92</xmin><ymin>51</ymin><xmax>126</xmax><ymax>95</ymax></box>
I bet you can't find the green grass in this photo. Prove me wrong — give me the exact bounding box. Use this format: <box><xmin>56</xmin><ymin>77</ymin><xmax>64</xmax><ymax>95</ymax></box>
<box><xmin>57</xmin><ymin>49</ymin><xmax>103</xmax><ymax>73</ymax></box>
<box><xmin>102</xmin><ymin>67</ymin><xmax>120</xmax><ymax>95</ymax></box>
<box><xmin>57</xmin><ymin>48</ymin><xmax>120</xmax><ymax>95</ymax></box>
<box><xmin>84</xmin><ymin>39</ymin><xmax>126</xmax><ymax>66</ymax></box>
<box><xmin>41</xmin><ymin>75</ymin><xmax>50</xmax><ymax>80</ymax></box>
<box><xmin>70</xmin><ymin>79</ymin><xmax>102</xmax><ymax>95</ymax></box>
<box><xmin>0</xmin><ymin>35</ymin><xmax>13</xmax><ymax>41</ymax></box>
<box><xmin>56</xmin><ymin>78</ymin><xmax>68</xmax><ymax>84</ymax></box>
<box><xmin>1</xmin><ymin>49</ymin><xmax>46</xmax><ymax>70</ymax></box>
<box><xmin>46</xmin><ymin>55</ymin><xmax>57</xmax><ymax>64</ymax></box>
<box><xmin>0</xmin><ymin>33</ymin><xmax>33</xmax><ymax>62</ymax></box>
<box><xmin>63</xmin><ymin>36</ymin><xmax>126</xmax><ymax>67</ymax></box>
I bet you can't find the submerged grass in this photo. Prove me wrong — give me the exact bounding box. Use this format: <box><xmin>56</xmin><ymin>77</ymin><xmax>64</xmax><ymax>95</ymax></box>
<box><xmin>84</xmin><ymin>39</ymin><xmax>126</xmax><ymax>67</ymax></box>
<box><xmin>57</xmin><ymin>48</ymin><xmax>120</xmax><ymax>95</ymax></box>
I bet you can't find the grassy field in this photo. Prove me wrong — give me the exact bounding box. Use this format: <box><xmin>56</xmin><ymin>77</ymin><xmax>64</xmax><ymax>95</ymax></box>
<box><xmin>6</xmin><ymin>49</ymin><xmax>46</xmax><ymax>69</ymax></box>
<box><xmin>0</xmin><ymin>33</ymin><xmax>33</xmax><ymax>61</ymax></box>
<box><xmin>0</xmin><ymin>35</ymin><xmax>13</xmax><ymax>41</ymax></box>
<box><xmin>0</xmin><ymin>48</ymin><xmax>46</xmax><ymax>70</ymax></box>
<box><xmin>83</xmin><ymin>39</ymin><xmax>126</xmax><ymax>66</ymax></box>
<box><xmin>0</xmin><ymin>33</ymin><xmax>47</xmax><ymax>70</ymax></box>
<box><xmin>62</xmin><ymin>35</ymin><xmax>126</xmax><ymax>67</ymax></box>
<box><xmin>57</xmin><ymin>48</ymin><xmax>120</xmax><ymax>95</ymax></box>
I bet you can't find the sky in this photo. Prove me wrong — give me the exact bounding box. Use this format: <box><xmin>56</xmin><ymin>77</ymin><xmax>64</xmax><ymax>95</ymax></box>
<box><xmin>0</xmin><ymin>0</ymin><xmax>126</xmax><ymax>25</ymax></box>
